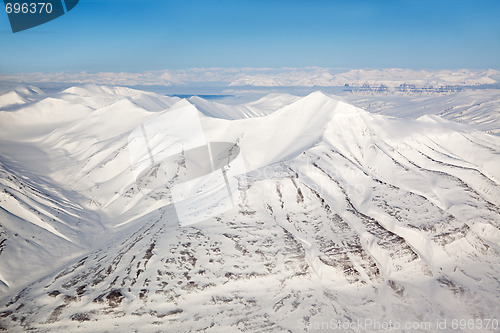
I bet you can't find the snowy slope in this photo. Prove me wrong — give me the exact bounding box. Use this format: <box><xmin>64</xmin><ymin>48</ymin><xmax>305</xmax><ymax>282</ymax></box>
<box><xmin>0</xmin><ymin>86</ymin><xmax>499</xmax><ymax>332</ymax></box>
<box><xmin>344</xmin><ymin>89</ymin><xmax>500</xmax><ymax>135</ymax></box>
<box><xmin>330</xmin><ymin>69</ymin><xmax>499</xmax><ymax>87</ymax></box>
<box><xmin>187</xmin><ymin>93</ymin><xmax>301</xmax><ymax>120</ymax></box>
<box><xmin>0</xmin><ymin>86</ymin><xmax>44</xmax><ymax>109</ymax></box>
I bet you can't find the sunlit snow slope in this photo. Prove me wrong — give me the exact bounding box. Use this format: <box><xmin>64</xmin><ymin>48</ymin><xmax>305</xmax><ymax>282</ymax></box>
<box><xmin>344</xmin><ymin>89</ymin><xmax>500</xmax><ymax>136</ymax></box>
<box><xmin>0</xmin><ymin>86</ymin><xmax>499</xmax><ymax>332</ymax></box>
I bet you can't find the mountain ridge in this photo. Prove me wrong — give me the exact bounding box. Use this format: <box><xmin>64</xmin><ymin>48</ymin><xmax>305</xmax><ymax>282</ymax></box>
<box><xmin>0</xmin><ymin>86</ymin><xmax>499</xmax><ymax>332</ymax></box>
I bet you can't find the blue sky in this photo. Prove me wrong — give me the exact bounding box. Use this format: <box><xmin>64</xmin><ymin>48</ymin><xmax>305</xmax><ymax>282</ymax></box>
<box><xmin>1</xmin><ymin>0</ymin><xmax>499</xmax><ymax>73</ymax></box>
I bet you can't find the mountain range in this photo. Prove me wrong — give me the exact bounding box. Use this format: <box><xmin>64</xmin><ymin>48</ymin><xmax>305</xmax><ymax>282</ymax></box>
<box><xmin>0</xmin><ymin>85</ymin><xmax>499</xmax><ymax>332</ymax></box>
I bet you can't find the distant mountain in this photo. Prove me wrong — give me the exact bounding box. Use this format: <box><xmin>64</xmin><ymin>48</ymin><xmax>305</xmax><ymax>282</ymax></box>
<box><xmin>2</xmin><ymin>68</ymin><xmax>498</xmax><ymax>89</ymax></box>
<box><xmin>0</xmin><ymin>86</ymin><xmax>44</xmax><ymax>109</ymax></box>
<box><xmin>344</xmin><ymin>89</ymin><xmax>500</xmax><ymax>135</ymax></box>
<box><xmin>0</xmin><ymin>86</ymin><xmax>499</xmax><ymax>332</ymax></box>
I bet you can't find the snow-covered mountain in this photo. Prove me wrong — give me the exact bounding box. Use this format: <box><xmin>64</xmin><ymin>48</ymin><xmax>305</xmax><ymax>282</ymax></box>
<box><xmin>0</xmin><ymin>86</ymin><xmax>499</xmax><ymax>332</ymax></box>
<box><xmin>3</xmin><ymin>68</ymin><xmax>498</xmax><ymax>88</ymax></box>
<box><xmin>344</xmin><ymin>89</ymin><xmax>500</xmax><ymax>136</ymax></box>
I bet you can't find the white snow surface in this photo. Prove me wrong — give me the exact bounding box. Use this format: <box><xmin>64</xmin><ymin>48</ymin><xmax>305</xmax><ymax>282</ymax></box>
<box><xmin>0</xmin><ymin>85</ymin><xmax>499</xmax><ymax>332</ymax></box>
<box><xmin>344</xmin><ymin>89</ymin><xmax>500</xmax><ymax>135</ymax></box>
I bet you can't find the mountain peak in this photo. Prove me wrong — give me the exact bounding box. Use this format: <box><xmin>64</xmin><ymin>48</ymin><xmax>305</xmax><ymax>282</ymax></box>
<box><xmin>1</xmin><ymin>86</ymin><xmax>499</xmax><ymax>332</ymax></box>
